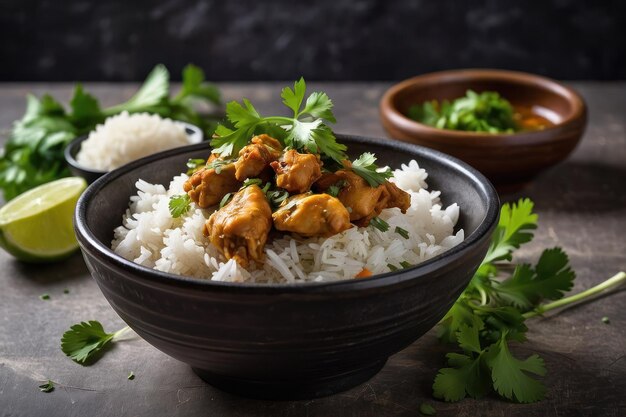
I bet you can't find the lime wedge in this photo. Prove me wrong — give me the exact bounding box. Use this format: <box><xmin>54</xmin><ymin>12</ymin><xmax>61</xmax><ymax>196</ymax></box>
<box><xmin>0</xmin><ymin>177</ymin><xmax>87</xmax><ymax>262</ymax></box>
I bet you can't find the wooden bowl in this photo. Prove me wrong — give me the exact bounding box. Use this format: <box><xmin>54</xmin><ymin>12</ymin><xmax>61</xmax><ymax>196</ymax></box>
<box><xmin>379</xmin><ymin>69</ymin><xmax>587</xmax><ymax>191</ymax></box>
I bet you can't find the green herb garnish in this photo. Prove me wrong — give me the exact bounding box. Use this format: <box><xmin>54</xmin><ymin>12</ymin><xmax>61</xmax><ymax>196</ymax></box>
<box><xmin>433</xmin><ymin>199</ymin><xmax>626</xmax><ymax>404</ymax></box>
<box><xmin>350</xmin><ymin>152</ymin><xmax>393</xmax><ymax>187</ymax></box>
<box><xmin>408</xmin><ymin>90</ymin><xmax>518</xmax><ymax>134</ymax></box>
<box><xmin>63</xmin><ymin>289</ymin><xmax>70</xmax><ymax>294</ymax></box>
<box><xmin>211</xmin><ymin>78</ymin><xmax>346</xmax><ymax>163</ymax></box>
<box><xmin>205</xmin><ymin>157</ymin><xmax>236</xmax><ymax>175</ymax></box>
<box><xmin>400</xmin><ymin>261</ymin><xmax>412</xmax><ymax>269</ymax></box>
<box><xmin>266</xmin><ymin>189</ymin><xmax>289</xmax><ymax>208</ymax></box>
<box><xmin>38</xmin><ymin>380</ymin><xmax>55</xmax><ymax>393</ymax></box>
<box><xmin>395</xmin><ymin>226</ymin><xmax>410</xmax><ymax>239</ymax></box>
<box><xmin>387</xmin><ymin>263</ymin><xmax>398</xmax><ymax>271</ymax></box>
<box><xmin>40</xmin><ymin>294</ymin><xmax>50</xmax><ymax>300</ymax></box>
<box><xmin>168</xmin><ymin>194</ymin><xmax>192</xmax><ymax>218</ymax></box>
<box><xmin>186</xmin><ymin>158</ymin><xmax>206</xmax><ymax>175</ymax></box>
<box><xmin>602</xmin><ymin>316</ymin><xmax>610</xmax><ymax>324</ymax></box>
<box><xmin>127</xmin><ymin>371</ymin><xmax>135</xmax><ymax>380</ymax></box>
<box><xmin>370</xmin><ymin>217</ymin><xmax>390</xmax><ymax>232</ymax></box>
<box><xmin>0</xmin><ymin>64</ymin><xmax>221</xmax><ymax>200</ymax></box>
<box><xmin>219</xmin><ymin>193</ymin><xmax>233</xmax><ymax>209</ymax></box>
<box><xmin>419</xmin><ymin>402</ymin><xmax>436</xmax><ymax>415</ymax></box>
<box><xmin>61</xmin><ymin>321</ymin><xmax>130</xmax><ymax>364</ymax></box>
<box><xmin>241</xmin><ymin>178</ymin><xmax>262</xmax><ymax>188</ymax></box>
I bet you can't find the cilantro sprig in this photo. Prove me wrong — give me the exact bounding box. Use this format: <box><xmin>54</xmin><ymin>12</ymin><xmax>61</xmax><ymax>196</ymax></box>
<box><xmin>433</xmin><ymin>199</ymin><xmax>626</xmax><ymax>404</ymax></box>
<box><xmin>61</xmin><ymin>321</ymin><xmax>130</xmax><ymax>364</ymax></box>
<box><xmin>210</xmin><ymin>78</ymin><xmax>347</xmax><ymax>163</ymax></box>
<box><xmin>350</xmin><ymin>152</ymin><xmax>393</xmax><ymax>187</ymax></box>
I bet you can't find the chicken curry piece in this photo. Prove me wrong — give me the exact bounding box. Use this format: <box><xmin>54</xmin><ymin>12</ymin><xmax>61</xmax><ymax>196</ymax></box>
<box><xmin>234</xmin><ymin>134</ymin><xmax>283</xmax><ymax>181</ymax></box>
<box><xmin>270</xmin><ymin>149</ymin><xmax>322</xmax><ymax>194</ymax></box>
<box><xmin>204</xmin><ymin>185</ymin><xmax>273</xmax><ymax>266</ymax></box>
<box><xmin>184</xmin><ymin>162</ymin><xmax>241</xmax><ymax>208</ymax></box>
<box><xmin>315</xmin><ymin>170</ymin><xmax>410</xmax><ymax>227</ymax></box>
<box><xmin>272</xmin><ymin>193</ymin><xmax>351</xmax><ymax>237</ymax></box>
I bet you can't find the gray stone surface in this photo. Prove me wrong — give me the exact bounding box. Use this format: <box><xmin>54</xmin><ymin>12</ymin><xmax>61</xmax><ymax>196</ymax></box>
<box><xmin>0</xmin><ymin>82</ymin><xmax>625</xmax><ymax>417</ymax></box>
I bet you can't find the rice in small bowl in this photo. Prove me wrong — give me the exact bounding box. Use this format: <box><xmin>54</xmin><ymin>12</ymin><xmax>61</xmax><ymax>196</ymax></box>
<box><xmin>77</xmin><ymin>112</ymin><xmax>198</xmax><ymax>171</ymax></box>
<box><xmin>65</xmin><ymin>112</ymin><xmax>203</xmax><ymax>183</ymax></box>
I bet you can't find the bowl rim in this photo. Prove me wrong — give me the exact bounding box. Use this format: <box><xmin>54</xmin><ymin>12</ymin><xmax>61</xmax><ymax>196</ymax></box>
<box><xmin>64</xmin><ymin>121</ymin><xmax>204</xmax><ymax>175</ymax></box>
<box><xmin>380</xmin><ymin>68</ymin><xmax>587</xmax><ymax>144</ymax></box>
<box><xmin>75</xmin><ymin>134</ymin><xmax>500</xmax><ymax>293</ymax></box>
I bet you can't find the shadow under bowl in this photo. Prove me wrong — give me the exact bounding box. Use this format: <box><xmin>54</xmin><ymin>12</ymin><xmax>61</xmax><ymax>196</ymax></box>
<box><xmin>64</xmin><ymin>122</ymin><xmax>203</xmax><ymax>184</ymax></box>
<box><xmin>74</xmin><ymin>135</ymin><xmax>499</xmax><ymax>400</ymax></box>
<box><xmin>379</xmin><ymin>69</ymin><xmax>587</xmax><ymax>191</ymax></box>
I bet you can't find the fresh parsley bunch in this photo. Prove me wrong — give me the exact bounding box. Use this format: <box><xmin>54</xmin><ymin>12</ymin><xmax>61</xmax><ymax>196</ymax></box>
<box><xmin>0</xmin><ymin>64</ymin><xmax>221</xmax><ymax>200</ymax></box>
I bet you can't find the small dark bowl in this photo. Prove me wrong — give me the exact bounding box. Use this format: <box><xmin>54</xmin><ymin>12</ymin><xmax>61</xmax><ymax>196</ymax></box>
<box><xmin>380</xmin><ymin>69</ymin><xmax>587</xmax><ymax>191</ymax></box>
<box><xmin>74</xmin><ymin>135</ymin><xmax>499</xmax><ymax>400</ymax></box>
<box><xmin>64</xmin><ymin>122</ymin><xmax>203</xmax><ymax>184</ymax></box>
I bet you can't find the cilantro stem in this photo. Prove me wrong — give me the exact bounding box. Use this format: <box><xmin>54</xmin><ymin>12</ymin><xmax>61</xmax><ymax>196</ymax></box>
<box><xmin>113</xmin><ymin>326</ymin><xmax>131</xmax><ymax>340</ymax></box>
<box><xmin>263</xmin><ymin>116</ymin><xmax>296</xmax><ymax>125</ymax></box>
<box><xmin>523</xmin><ymin>271</ymin><xmax>626</xmax><ymax>319</ymax></box>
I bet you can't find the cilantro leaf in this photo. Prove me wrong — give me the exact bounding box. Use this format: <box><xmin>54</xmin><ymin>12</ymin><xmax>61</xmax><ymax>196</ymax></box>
<box><xmin>285</xmin><ymin>119</ymin><xmax>323</xmax><ymax>153</ymax></box>
<box><xmin>301</xmin><ymin>91</ymin><xmax>337</xmax><ymax>123</ymax></box>
<box><xmin>281</xmin><ymin>78</ymin><xmax>307</xmax><ymax>116</ymax></box>
<box><xmin>493</xmin><ymin>248</ymin><xmax>574</xmax><ymax>310</ymax></box>
<box><xmin>351</xmin><ymin>152</ymin><xmax>393</xmax><ymax>187</ymax></box>
<box><xmin>482</xmin><ymin>198</ymin><xmax>538</xmax><ymax>264</ymax></box>
<box><xmin>226</xmin><ymin>99</ymin><xmax>262</xmax><ymax>128</ymax></box>
<box><xmin>175</xmin><ymin>64</ymin><xmax>221</xmax><ymax>105</ymax></box>
<box><xmin>211</xmin><ymin>124</ymin><xmax>254</xmax><ymax>157</ymax></box>
<box><xmin>437</xmin><ymin>299</ymin><xmax>476</xmax><ymax>344</ymax></box>
<box><xmin>105</xmin><ymin>65</ymin><xmax>169</xmax><ymax>115</ymax></box>
<box><xmin>128</xmin><ymin>371</ymin><xmax>135</xmax><ymax>380</ymax></box>
<box><xmin>433</xmin><ymin>351</ymin><xmax>491</xmax><ymax>401</ymax></box>
<box><xmin>169</xmin><ymin>194</ymin><xmax>191</xmax><ymax>218</ymax></box>
<box><xmin>419</xmin><ymin>402</ymin><xmax>436</xmax><ymax>415</ymax></box>
<box><xmin>61</xmin><ymin>321</ymin><xmax>128</xmax><ymax>364</ymax></box>
<box><xmin>186</xmin><ymin>158</ymin><xmax>206</xmax><ymax>175</ymax></box>
<box><xmin>39</xmin><ymin>380</ymin><xmax>54</xmax><ymax>393</ymax></box>
<box><xmin>486</xmin><ymin>333</ymin><xmax>546</xmax><ymax>403</ymax></box>
<box><xmin>69</xmin><ymin>85</ymin><xmax>104</xmax><ymax>130</ymax></box>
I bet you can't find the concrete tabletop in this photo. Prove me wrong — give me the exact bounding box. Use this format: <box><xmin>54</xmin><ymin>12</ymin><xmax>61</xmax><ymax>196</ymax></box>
<box><xmin>0</xmin><ymin>82</ymin><xmax>624</xmax><ymax>417</ymax></box>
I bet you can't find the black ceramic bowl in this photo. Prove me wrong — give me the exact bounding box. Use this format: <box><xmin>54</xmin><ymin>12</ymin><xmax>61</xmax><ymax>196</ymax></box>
<box><xmin>64</xmin><ymin>122</ymin><xmax>203</xmax><ymax>184</ymax></box>
<box><xmin>74</xmin><ymin>135</ymin><xmax>499</xmax><ymax>400</ymax></box>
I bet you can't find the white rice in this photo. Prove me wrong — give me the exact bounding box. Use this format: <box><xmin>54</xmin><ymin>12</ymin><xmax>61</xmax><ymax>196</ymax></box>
<box><xmin>77</xmin><ymin>112</ymin><xmax>189</xmax><ymax>171</ymax></box>
<box><xmin>111</xmin><ymin>159</ymin><xmax>464</xmax><ymax>283</ymax></box>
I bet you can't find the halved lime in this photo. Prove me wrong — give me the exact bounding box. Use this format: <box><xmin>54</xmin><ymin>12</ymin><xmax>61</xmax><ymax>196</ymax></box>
<box><xmin>0</xmin><ymin>177</ymin><xmax>87</xmax><ymax>262</ymax></box>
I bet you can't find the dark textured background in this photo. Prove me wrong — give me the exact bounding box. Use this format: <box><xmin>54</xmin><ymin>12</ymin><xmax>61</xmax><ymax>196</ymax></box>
<box><xmin>1</xmin><ymin>0</ymin><xmax>625</xmax><ymax>81</ymax></box>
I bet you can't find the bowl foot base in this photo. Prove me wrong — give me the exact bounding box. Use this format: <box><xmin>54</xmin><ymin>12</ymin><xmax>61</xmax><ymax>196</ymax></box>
<box><xmin>192</xmin><ymin>359</ymin><xmax>387</xmax><ymax>400</ymax></box>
